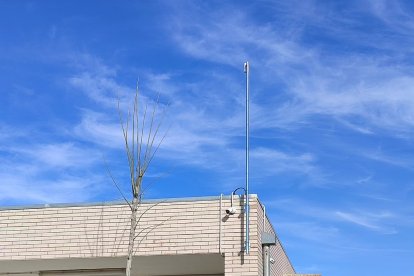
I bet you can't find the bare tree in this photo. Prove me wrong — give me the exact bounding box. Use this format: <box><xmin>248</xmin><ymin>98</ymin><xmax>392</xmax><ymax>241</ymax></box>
<box><xmin>111</xmin><ymin>85</ymin><xmax>167</xmax><ymax>276</ymax></box>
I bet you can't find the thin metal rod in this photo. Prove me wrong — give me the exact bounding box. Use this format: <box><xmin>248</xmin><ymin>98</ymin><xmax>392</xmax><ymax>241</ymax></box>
<box><xmin>244</xmin><ymin>61</ymin><xmax>250</xmax><ymax>254</ymax></box>
<box><xmin>263</xmin><ymin>245</ymin><xmax>270</xmax><ymax>276</ymax></box>
<box><xmin>219</xmin><ymin>193</ymin><xmax>222</xmax><ymax>255</ymax></box>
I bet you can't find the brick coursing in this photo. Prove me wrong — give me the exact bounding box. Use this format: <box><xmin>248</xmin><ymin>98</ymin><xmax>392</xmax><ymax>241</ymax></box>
<box><xmin>0</xmin><ymin>196</ymin><xmax>295</xmax><ymax>275</ymax></box>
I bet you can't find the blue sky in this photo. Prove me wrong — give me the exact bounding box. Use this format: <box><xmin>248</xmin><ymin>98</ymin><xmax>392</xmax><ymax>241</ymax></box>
<box><xmin>1</xmin><ymin>0</ymin><xmax>413</xmax><ymax>275</ymax></box>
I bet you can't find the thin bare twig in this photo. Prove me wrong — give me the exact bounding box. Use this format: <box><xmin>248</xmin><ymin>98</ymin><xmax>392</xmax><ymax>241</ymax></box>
<box><xmin>133</xmin><ymin>217</ymin><xmax>172</xmax><ymax>255</ymax></box>
<box><xmin>143</xmin><ymin>94</ymin><xmax>160</xmax><ymax>168</ymax></box>
<box><xmin>116</xmin><ymin>84</ymin><xmax>168</xmax><ymax>276</ymax></box>
<box><xmin>103</xmin><ymin>156</ymin><xmax>132</xmax><ymax>209</ymax></box>
<box><xmin>135</xmin><ymin>82</ymin><xmax>140</xmax><ymax>180</ymax></box>
<box><xmin>114</xmin><ymin>223</ymin><xmax>130</xmax><ymax>253</ymax></box>
<box><xmin>138</xmin><ymin>103</ymin><xmax>148</xmax><ymax>173</ymax></box>
<box><xmin>139</xmin><ymin>165</ymin><xmax>177</xmax><ymax>197</ymax></box>
<box><xmin>143</xmin><ymin>125</ymin><xmax>170</xmax><ymax>174</ymax></box>
<box><xmin>118</xmin><ymin>100</ymin><xmax>135</xmax><ymax>196</ymax></box>
<box><xmin>82</xmin><ymin>218</ymin><xmax>95</xmax><ymax>257</ymax></box>
<box><xmin>133</xmin><ymin>200</ymin><xmax>168</xmax><ymax>232</ymax></box>
<box><xmin>111</xmin><ymin>215</ymin><xmax>129</xmax><ymax>256</ymax></box>
<box><xmin>142</xmin><ymin>104</ymin><xmax>170</xmax><ymax>172</ymax></box>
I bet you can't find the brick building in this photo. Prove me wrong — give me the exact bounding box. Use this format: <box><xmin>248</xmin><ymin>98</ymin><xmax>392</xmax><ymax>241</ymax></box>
<box><xmin>0</xmin><ymin>195</ymin><xmax>319</xmax><ymax>276</ymax></box>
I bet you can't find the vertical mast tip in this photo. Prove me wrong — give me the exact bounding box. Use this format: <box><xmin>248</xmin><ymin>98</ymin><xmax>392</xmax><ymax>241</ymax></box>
<box><xmin>244</xmin><ymin>61</ymin><xmax>249</xmax><ymax>73</ymax></box>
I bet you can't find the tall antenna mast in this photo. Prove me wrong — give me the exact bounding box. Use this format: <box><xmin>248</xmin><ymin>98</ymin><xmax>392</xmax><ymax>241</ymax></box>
<box><xmin>244</xmin><ymin>61</ymin><xmax>250</xmax><ymax>254</ymax></box>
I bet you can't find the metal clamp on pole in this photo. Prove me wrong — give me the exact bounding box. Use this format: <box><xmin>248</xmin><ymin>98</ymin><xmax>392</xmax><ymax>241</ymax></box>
<box><xmin>262</xmin><ymin>232</ymin><xmax>277</xmax><ymax>276</ymax></box>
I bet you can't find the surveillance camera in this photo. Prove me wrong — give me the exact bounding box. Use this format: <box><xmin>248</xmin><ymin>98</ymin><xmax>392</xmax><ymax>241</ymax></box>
<box><xmin>225</xmin><ymin>207</ymin><xmax>237</xmax><ymax>215</ymax></box>
<box><xmin>270</xmin><ymin>257</ymin><xmax>275</xmax><ymax>264</ymax></box>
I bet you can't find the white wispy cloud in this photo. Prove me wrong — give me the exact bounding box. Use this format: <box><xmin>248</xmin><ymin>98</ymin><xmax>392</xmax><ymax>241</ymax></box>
<box><xmin>67</xmin><ymin>70</ymin><xmax>322</xmax><ymax>188</ymax></box>
<box><xmin>0</xmin><ymin>172</ymin><xmax>102</xmax><ymax>204</ymax></box>
<box><xmin>10</xmin><ymin>143</ymin><xmax>100</xmax><ymax>168</ymax></box>
<box><xmin>276</xmin><ymin>221</ymin><xmax>340</xmax><ymax>245</ymax></box>
<box><xmin>0</xmin><ymin>126</ymin><xmax>108</xmax><ymax>205</ymax></box>
<box><xmin>358</xmin><ymin>145</ymin><xmax>414</xmax><ymax>169</ymax></box>
<box><xmin>335</xmin><ymin>210</ymin><xmax>397</xmax><ymax>234</ymax></box>
<box><xmin>289</xmin><ymin>65</ymin><xmax>414</xmax><ymax>131</ymax></box>
<box><xmin>367</xmin><ymin>0</ymin><xmax>414</xmax><ymax>35</ymax></box>
<box><xmin>167</xmin><ymin>1</ymin><xmax>414</xmax><ymax>136</ymax></box>
<box><xmin>267</xmin><ymin>197</ymin><xmax>399</xmax><ymax>234</ymax></box>
<box><xmin>251</xmin><ymin>148</ymin><xmax>315</xmax><ymax>173</ymax></box>
<box><xmin>169</xmin><ymin>2</ymin><xmax>310</xmax><ymax>70</ymax></box>
<box><xmin>15</xmin><ymin>0</ymin><xmax>408</xmax><ymax>203</ymax></box>
<box><xmin>74</xmin><ymin>110</ymin><xmax>124</xmax><ymax>149</ymax></box>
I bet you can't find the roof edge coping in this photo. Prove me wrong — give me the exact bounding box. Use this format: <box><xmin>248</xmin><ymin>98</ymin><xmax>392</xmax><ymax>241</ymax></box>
<box><xmin>0</xmin><ymin>194</ymin><xmax>258</xmax><ymax>211</ymax></box>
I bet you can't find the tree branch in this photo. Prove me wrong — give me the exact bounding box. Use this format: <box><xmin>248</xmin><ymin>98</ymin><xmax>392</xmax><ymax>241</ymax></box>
<box><xmin>103</xmin><ymin>156</ymin><xmax>132</xmax><ymax>209</ymax></box>
<box><xmin>132</xmin><ymin>200</ymin><xmax>167</xmax><ymax>232</ymax></box>
<box><xmin>133</xmin><ymin>216</ymin><xmax>172</xmax><ymax>254</ymax></box>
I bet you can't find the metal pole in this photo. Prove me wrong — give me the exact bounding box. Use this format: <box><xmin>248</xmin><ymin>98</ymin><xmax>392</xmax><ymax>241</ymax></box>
<box><xmin>219</xmin><ymin>193</ymin><xmax>222</xmax><ymax>255</ymax></box>
<box><xmin>263</xmin><ymin>245</ymin><xmax>270</xmax><ymax>276</ymax></box>
<box><xmin>244</xmin><ymin>61</ymin><xmax>250</xmax><ymax>254</ymax></box>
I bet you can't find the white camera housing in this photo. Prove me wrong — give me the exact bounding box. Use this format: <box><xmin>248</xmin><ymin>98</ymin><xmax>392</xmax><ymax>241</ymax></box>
<box><xmin>270</xmin><ymin>257</ymin><xmax>275</xmax><ymax>264</ymax></box>
<box><xmin>225</xmin><ymin>207</ymin><xmax>237</xmax><ymax>215</ymax></box>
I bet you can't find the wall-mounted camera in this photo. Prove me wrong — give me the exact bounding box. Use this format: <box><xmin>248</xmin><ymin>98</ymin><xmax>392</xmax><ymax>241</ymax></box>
<box><xmin>225</xmin><ymin>207</ymin><xmax>237</xmax><ymax>215</ymax></box>
<box><xmin>225</xmin><ymin>187</ymin><xmax>246</xmax><ymax>216</ymax></box>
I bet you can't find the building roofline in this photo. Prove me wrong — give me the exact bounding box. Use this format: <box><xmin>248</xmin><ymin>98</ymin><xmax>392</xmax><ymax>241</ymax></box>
<box><xmin>257</xmin><ymin>200</ymin><xmax>296</xmax><ymax>273</ymax></box>
<box><xmin>0</xmin><ymin>194</ymin><xmax>258</xmax><ymax>211</ymax></box>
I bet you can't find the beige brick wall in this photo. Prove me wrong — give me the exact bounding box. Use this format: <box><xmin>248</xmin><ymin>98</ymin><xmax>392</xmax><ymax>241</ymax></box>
<box><xmin>257</xmin><ymin>201</ymin><xmax>295</xmax><ymax>276</ymax></box>
<box><xmin>0</xmin><ymin>196</ymin><xmax>295</xmax><ymax>276</ymax></box>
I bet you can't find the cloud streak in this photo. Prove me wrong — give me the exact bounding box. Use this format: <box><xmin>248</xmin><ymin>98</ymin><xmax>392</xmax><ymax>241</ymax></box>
<box><xmin>0</xmin><ymin>125</ymin><xmax>107</xmax><ymax>205</ymax></box>
<box><xmin>267</xmin><ymin>197</ymin><xmax>399</xmax><ymax>235</ymax></box>
<box><xmin>167</xmin><ymin>1</ymin><xmax>414</xmax><ymax>136</ymax></box>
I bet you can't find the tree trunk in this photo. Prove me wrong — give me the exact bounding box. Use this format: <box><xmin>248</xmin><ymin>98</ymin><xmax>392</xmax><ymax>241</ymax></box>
<box><xmin>126</xmin><ymin>196</ymin><xmax>139</xmax><ymax>276</ymax></box>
